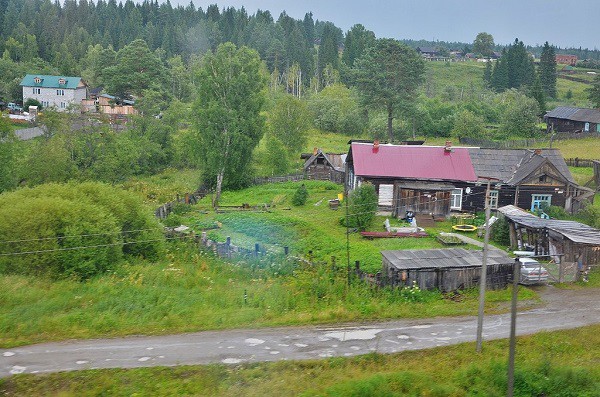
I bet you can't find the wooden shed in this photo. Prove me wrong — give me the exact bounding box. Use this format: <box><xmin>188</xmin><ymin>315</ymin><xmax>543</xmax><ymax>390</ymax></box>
<box><xmin>381</xmin><ymin>248</ymin><xmax>513</xmax><ymax>292</ymax></box>
<box><xmin>303</xmin><ymin>149</ymin><xmax>345</xmax><ymax>184</ymax></box>
<box><xmin>499</xmin><ymin>205</ymin><xmax>600</xmax><ymax>269</ymax></box>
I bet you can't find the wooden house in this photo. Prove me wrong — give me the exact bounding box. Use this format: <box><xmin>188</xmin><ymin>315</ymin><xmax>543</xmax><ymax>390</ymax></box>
<box><xmin>459</xmin><ymin>148</ymin><xmax>593</xmax><ymax>214</ymax></box>
<box><xmin>499</xmin><ymin>205</ymin><xmax>600</xmax><ymax>269</ymax></box>
<box><xmin>381</xmin><ymin>248</ymin><xmax>513</xmax><ymax>292</ymax></box>
<box><xmin>544</xmin><ymin>107</ymin><xmax>600</xmax><ymax>134</ymax></box>
<box><xmin>345</xmin><ymin>141</ymin><xmax>477</xmax><ymax>218</ymax></box>
<box><xmin>303</xmin><ymin>149</ymin><xmax>346</xmax><ymax>184</ymax></box>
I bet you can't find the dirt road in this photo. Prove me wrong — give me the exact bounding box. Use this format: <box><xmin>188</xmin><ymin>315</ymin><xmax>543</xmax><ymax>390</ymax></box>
<box><xmin>1</xmin><ymin>286</ymin><xmax>599</xmax><ymax>378</ymax></box>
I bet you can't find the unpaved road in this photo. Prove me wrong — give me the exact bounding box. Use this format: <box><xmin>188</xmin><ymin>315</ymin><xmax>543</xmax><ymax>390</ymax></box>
<box><xmin>1</xmin><ymin>286</ymin><xmax>599</xmax><ymax>378</ymax></box>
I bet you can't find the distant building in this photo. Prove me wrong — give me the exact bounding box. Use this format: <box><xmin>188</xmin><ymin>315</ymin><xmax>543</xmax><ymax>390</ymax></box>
<box><xmin>555</xmin><ymin>54</ymin><xmax>578</xmax><ymax>66</ymax></box>
<box><xmin>545</xmin><ymin>106</ymin><xmax>600</xmax><ymax>134</ymax></box>
<box><xmin>20</xmin><ymin>74</ymin><xmax>88</xmax><ymax>111</ymax></box>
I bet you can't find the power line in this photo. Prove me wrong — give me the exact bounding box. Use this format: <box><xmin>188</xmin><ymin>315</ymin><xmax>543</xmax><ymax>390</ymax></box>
<box><xmin>0</xmin><ymin>236</ymin><xmax>182</xmax><ymax>257</ymax></box>
<box><xmin>0</xmin><ymin>228</ymin><xmax>161</xmax><ymax>245</ymax></box>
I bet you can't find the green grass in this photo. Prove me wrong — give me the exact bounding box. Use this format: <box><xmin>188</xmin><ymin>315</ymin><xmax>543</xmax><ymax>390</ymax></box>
<box><xmin>186</xmin><ymin>181</ymin><xmax>470</xmax><ymax>272</ymax></box>
<box><xmin>0</xmin><ymin>240</ymin><xmax>536</xmax><ymax>348</ymax></box>
<box><xmin>553</xmin><ymin>137</ymin><xmax>600</xmax><ymax>159</ymax></box>
<box><xmin>0</xmin><ymin>182</ymin><xmax>539</xmax><ymax>348</ymax></box>
<box><xmin>569</xmin><ymin>166</ymin><xmax>595</xmax><ymax>186</ymax></box>
<box><xmin>120</xmin><ymin>168</ymin><xmax>201</xmax><ymax>205</ymax></box>
<box><xmin>423</xmin><ymin>62</ymin><xmax>486</xmax><ymax>97</ymax></box>
<box><xmin>3</xmin><ymin>324</ymin><xmax>599</xmax><ymax>396</ymax></box>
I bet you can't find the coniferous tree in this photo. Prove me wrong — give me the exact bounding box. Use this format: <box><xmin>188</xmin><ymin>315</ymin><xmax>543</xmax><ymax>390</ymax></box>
<box><xmin>530</xmin><ymin>75</ymin><xmax>546</xmax><ymax>116</ymax></box>
<box><xmin>588</xmin><ymin>74</ymin><xmax>600</xmax><ymax>108</ymax></box>
<box><xmin>483</xmin><ymin>60</ymin><xmax>492</xmax><ymax>87</ymax></box>
<box><xmin>317</xmin><ymin>23</ymin><xmax>340</xmax><ymax>86</ymax></box>
<box><xmin>539</xmin><ymin>41</ymin><xmax>557</xmax><ymax>98</ymax></box>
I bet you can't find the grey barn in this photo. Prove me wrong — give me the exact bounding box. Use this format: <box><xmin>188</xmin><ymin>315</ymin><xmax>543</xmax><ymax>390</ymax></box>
<box><xmin>381</xmin><ymin>248</ymin><xmax>514</xmax><ymax>292</ymax></box>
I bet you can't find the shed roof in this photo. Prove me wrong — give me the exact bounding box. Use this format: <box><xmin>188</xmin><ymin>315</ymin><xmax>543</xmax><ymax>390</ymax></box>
<box><xmin>545</xmin><ymin>107</ymin><xmax>600</xmax><ymax>124</ymax></box>
<box><xmin>20</xmin><ymin>74</ymin><xmax>84</xmax><ymax>89</ymax></box>
<box><xmin>382</xmin><ymin>248</ymin><xmax>513</xmax><ymax>270</ymax></box>
<box><xmin>349</xmin><ymin>143</ymin><xmax>477</xmax><ymax>182</ymax></box>
<box><xmin>498</xmin><ymin>205</ymin><xmax>600</xmax><ymax>245</ymax></box>
<box><xmin>303</xmin><ymin>150</ymin><xmax>346</xmax><ymax>172</ymax></box>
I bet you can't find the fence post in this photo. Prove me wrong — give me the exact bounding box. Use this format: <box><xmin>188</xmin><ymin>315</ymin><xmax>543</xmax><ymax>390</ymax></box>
<box><xmin>284</xmin><ymin>246</ymin><xmax>289</xmax><ymax>256</ymax></box>
<box><xmin>255</xmin><ymin>243</ymin><xmax>260</xmax><ymax>257</ymax></box>
<box><xmin>226</xmin><ymin>236</ymin><xmax>231</xmax><ymax>258</ymax></box>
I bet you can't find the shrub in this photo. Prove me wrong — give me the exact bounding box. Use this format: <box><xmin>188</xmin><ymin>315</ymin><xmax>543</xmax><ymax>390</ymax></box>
<box><xmin>0</xmin><ymin>182</ymin><xmax>164</xmax><ymax>279</ymax></box>
<box><xmin>291</xmin><ymin>184</ymin><xmax>309</xmax><ymax>206</ymax></box>
<box><xmin>343</xmin><ymin>183</ymin><xmax>378</xmax><ymax>231</ymax></box>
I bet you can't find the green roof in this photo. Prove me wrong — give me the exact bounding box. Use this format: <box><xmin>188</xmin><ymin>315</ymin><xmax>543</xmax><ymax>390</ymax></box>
<box><xmin>20</xmin><ymin>74</ymin><xmax>83</xmax><ymax>89</ymax></box>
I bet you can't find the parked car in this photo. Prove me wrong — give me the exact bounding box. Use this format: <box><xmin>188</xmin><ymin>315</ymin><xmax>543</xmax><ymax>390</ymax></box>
<box><xmin>518</xmin><ymin>258</ymin><xmax>549</xmax><ymax>284</ymax></box>
<box><xmin>7</xmin><ymin>102</ymin><xmax>23</xmax><ymax>114</ymax></box>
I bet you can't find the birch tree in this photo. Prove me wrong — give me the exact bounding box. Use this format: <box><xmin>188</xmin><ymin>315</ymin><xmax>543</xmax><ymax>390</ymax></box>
<box><xmin>193</xmin><ymin>43</ymin><xmax>266</xmax><ymax>206</ymax></box>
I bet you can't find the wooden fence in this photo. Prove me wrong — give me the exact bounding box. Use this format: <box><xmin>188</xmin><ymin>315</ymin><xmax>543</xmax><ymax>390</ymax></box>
<box><xmin>564</xmin><ymin>158</ymin><xmax>599</xmax><ymax>168</ymax></box>
<box><xmin>594</xmin><ymin>161</ymin><xmax>600</xmax><ymax>187</ymax></box>
<box><xmin>460</xmin><ymin>133</ymin><xmax>600</xmax><ymax>150</ymax></box>
<box><xmin>155</xmin><ymin>188</ymin><xmax>209</xmax><ymax>219</ymax></box>
<box><xmin>252</xmin><ymin>174</ymin><xmax>305</xmax><ymax>185</ymax></box>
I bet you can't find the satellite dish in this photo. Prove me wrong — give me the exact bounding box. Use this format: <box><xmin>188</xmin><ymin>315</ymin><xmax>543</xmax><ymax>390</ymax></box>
<box><xmin>465</xmin><ymin>187</ymin><xmax>472</xmax><ymax>194</ymax></box>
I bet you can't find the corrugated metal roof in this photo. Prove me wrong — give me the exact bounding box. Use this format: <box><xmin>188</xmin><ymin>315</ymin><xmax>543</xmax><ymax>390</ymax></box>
<box><xmin>498</xmin><ymin>205</ymin><xmax>600</xmax><ymax>245</ymax></box>
<box><xmin>382</xmin><ymin>248</ymin><xmax>513</xmax><ymax>270</ymax></box>
<box><xmin>20</xmin><ymin>74</ymin><xmax>83</xmax><ymax>89</ymax></box>
<box><xmin>350</xmin><ymin>143</ymin><xmax>477</xmax><ymax>182</ymax></box>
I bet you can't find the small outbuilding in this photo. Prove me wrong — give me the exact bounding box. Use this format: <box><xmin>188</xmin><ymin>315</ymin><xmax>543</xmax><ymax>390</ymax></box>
<box><xmin>381</xmin><ymin>248</ymin><xmax>514</xmax><ymax>292</ymax></box>
<box><xmin>498</xmin><ymin>205</ymin><xmax>600</xmax><ymax>269</ymax></box>
<box><xmin>303</xmin><ymin>149</ymin><xmax>346</xmax><ymax>184</ymax></box>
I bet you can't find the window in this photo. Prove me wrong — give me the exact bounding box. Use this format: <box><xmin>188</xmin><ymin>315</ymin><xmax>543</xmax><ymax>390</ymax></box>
<box><xmin>33</xmin><ymin>88</ymin><xmax>41</xmax><ymax>94</ymax></box>
<box><xmin>378</xmin><ymin>184</ymin><xmax>394</xmax><ymax>207</ymax></box>
<box><xmin>531</xmin><ymin>194</ymin><xmax>551</xmax><ymax>211</ymax></box>
<box><xmin>58</xmin><ymin>78</ymin><xmax>66</xmax><ymax>85</ymax></box>
<box><xmin>539</xmin><ymin>175</ymin><xmax>547</xmax><ymax>183</ymax></box>
<box><xmin>584</xmin><ymin>122</ymin><xmax>590</xmax><ymax>132</ymax></box>
<box><xmin>451</xmin><ymin>188</ymin><xmax>463</xmax><ymax>210</ymax></box>
<box><xmin>489</xmin><ymin>190</ymin><xmax>499</xmax><ymax>209</ymax></box>
<box><xmin>42</xmin><ymin>101</ymin><xmax>49</xmax><ymax>107</ymax></box>
<box><xmin>57</xmin><ymin>89</ymin><xmax>65</xmax><ymax>96</ymax></box>
<box><xmin>60</xmin><ymin>102</ymin><xmax>66</xmax><ymax>109</ymax></box>
<box><xmin>33</xmin><ymin>77</ymin><xmax>42</xmax><ymax>84</ymax></box>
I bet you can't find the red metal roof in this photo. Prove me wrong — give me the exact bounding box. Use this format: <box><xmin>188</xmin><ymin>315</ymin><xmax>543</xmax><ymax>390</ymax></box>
<box><xmin>350</xmin><ymin>143</ymin><xmax>477</xmax><ymax>182</ymax></box>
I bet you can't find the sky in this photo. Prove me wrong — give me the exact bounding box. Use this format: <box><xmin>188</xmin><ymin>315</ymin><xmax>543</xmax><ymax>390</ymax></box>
<box><xmin>169</xmin><ymin>0</ymin><xmax>599</xmax><ymax>50</ymax></box>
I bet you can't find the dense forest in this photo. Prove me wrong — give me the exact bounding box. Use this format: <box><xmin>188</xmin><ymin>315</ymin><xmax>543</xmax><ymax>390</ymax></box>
<box><xmin>1</xmin><ymin>0</ymin><xmax>599</xmax><ymax>195</ymax></box>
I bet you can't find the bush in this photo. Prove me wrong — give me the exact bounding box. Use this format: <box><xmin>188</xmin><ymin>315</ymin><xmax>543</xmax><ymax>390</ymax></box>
<box><xmin>343</xmin><ymin>183</ymin><xmax>378</xmax><ymax>231</ymax></box>
<box><xmin>0</xmin><ymin>182</ymin><xmax>164</xmax><ymax>279</ymax></box>
<box><xmin>291</xmin><ymin>184</ymin><xmax>309</xmax><ymax>206</ymax></box>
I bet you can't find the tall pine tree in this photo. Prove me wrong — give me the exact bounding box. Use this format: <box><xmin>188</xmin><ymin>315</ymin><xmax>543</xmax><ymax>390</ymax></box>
<box><xmin>539</xmin><ymin>41</ymin><xmax>557</xmax><ymax>98</ymax></box>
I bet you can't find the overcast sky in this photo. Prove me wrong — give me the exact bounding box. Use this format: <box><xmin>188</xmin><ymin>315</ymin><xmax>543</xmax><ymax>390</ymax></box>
<box><xmin>168</xmin><ymin>0</ymin><xmax>598</xmax><ymax>49</ymax></box>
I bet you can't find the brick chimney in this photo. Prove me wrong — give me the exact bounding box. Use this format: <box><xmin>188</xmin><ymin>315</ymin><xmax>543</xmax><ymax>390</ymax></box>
<box><xmin>372</xmin><ymin>139</ymin><xmax>380</xmax><ymax>153</ymax></box>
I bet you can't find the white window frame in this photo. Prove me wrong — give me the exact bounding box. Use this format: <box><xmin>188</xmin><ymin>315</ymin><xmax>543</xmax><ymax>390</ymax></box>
<box><xmin>33</xmin><ymin>87</ymin><xmax>41</xmax><ymax>94</ymax></box>
<box><xmin>57</xmin><ymin>89</ymin><xmax>65</xmax><ymax>96</ymax></box>
<box><xmin>450</xmin><ymin>188</ymin><xmax>463</xmax><ymax>210</ymax></box>
<box><xmin>60</xmin><ymin>102</ymin><xmax>66</xmax><ymax>109</ymax></box>
<box><xmin>531</xmin><ymin>194</ymin><xmax>551</xmax><ymax>211</ymax></box>
<box><xmin>489</xmin><ymin>190</ymin><xmax>499</xmax><ymax>209</ymax></box>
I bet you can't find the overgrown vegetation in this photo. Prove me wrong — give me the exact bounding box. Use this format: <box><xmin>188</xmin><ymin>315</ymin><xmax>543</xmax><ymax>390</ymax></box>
<box><xmin>0</xmin><ymin>238</ymin><xmax>537</xmax><ymax>348</ymax></box>
<box><xmin>0</xmin><ymin>182</ymin><xmax>163</xmax><ymax>280</ymax></box>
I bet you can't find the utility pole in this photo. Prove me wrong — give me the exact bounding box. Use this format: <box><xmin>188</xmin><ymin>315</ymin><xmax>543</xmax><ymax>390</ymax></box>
<box><xmin>476</xmin><ymin>177</ymin><xmax>495</xmax><ymax>352</ymax></box>
<box><xmin>507</xmin><ymin>257</ymin><xmax>520</xmax><ymax>397</ymax></box>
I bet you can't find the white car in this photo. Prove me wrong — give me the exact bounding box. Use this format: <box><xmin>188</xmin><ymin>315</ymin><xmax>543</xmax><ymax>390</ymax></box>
<box><xmin>518</xmin><ymin>258</ymin><xmax>549</xmax><ymax>285</ymax></box>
